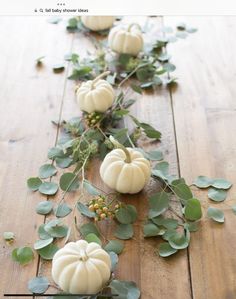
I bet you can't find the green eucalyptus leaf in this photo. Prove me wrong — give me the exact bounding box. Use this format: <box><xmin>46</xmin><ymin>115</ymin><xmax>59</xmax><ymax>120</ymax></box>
<box><xmin>148</xmin><ymin>191</ymin><xmax>170</xmax><ymax>218</ymax></box>
<box><xmin>143</xmin><ymin>223</ymin><xmax>161</xmax><ymax>237</ymax></box>
<box><xmin>55</xmin><ymin>157</ymin><xmax>73</xmax><ymax>168</ymax></box>
<box><xmin>80</xmin><ymin>222</ymin><xmax>100</xmax><ymax>238</ymax></box>
<box><xmin>77</xmin><ymin>202</ymin><xmax>96</xmax><ymax>218</ymax></box>
<box><xmin>39</xmin><ymin>164</ymin><xmax>57</xmax><ymax>179</ymax></box>
<box><xmin>110</xmin><ymin>280</ymin><xmax>140</xmax><ymax>299</ymax></box>
<box><xmin>59</xmin><ymin>172</ymin><xmax>79</xmax><ymax>192</ymax></box>
<box><xmin>55</xmin><ymin>203</ymin><xmax>72</xmax><ymax>218</ymax></box>
<box><xmin>28</xmin><ymin>276</ymin><xmax>49</xmax><ymax>294</ymax></box>
<box><xmin>53</xmin><ymin>64</ymin><xmax>65</xmax><ymax>73</ymax></box>
<box><xmin>34</xmin><ymin>238</ymin><xmax>53</xmax><ymax>250</ymax></box>
<box><xmin>207</xmin><ymin>207</ymin><xmax>225</xmax><ymax>223</ymax></box>
<box><xmin>152</xmin><ymin>161</ymin><xmax>169</xmax><ymax>180</ymax></box>
<box><xmin>36</xmin><ymin>201</ymin><xmax>53</xmax><ymax>215</ymax></box>
<box><xmin>184</xmin><ymin>222</ymin><xmax>199</xmax><ymax>232</ymax></box>
<box><xmin>109</xmin><ymin>251</ymin><xmax>119</xmax><ymax>272</ymax></box>
<box><xmin>158</xmin><ymin>242</ymin><xmax>178</xmax><ymax>257</ymax></box>
<box><xmin>184</xmin><ymin>198</ymin><xmax>202</xmax><ymax>221</ymax></box>
<box><xmin>38</xmin><ymin>224</ymin><xmax>51</xmax><ymax>240</ymax></box>
<box><xmin>115</xmin><ymin>224</ymin><xmax>134</xmax><ymax>240</ymax></box>
<box><xmin>83</xmin><ymin>180</ymin><xmax>100</xmax><ymax>195</ymax></box>
<box><xmin>147</xmin><ymin>150</ymin><xmax>163</xmax><ymax>161</ymax></box>
<box><xmin>44</xmin><ymin>220</ymin><xmax>68</xmax><ymax>238</ymax></box>
<box><xmin>130</xmin><ymin>83</ymin><xmax>142</xmax><ymax>94</ymax></box>
<box><xmin>104</xmin><ymin>240</ymin><xmax>124</xmax><ymax>254</ymax></box>
<box><xmin>48</xmin><ymin>147</ymin><xmax>65</xmax><ymax>160</ymax></box>
<box><xmin>39</xmin><ymin>182</ymin><xmax>58</xmax><ymax>196</ymax></box>
<box><xmin>12</xmin><ymin>247</ymin><xmax>34</xmax><ymax>265</ymax></box>
<box><xmin>115</xmin><ymin>205</ymin><xmax>137</xmax><ymax>224</ymax></box>
<box><xmin>85</xmin><ymin>233</ymin><xmax>102</xmax><ymax>245</ymax></box>
<box><xmin>171</xmin><ymin>182</ymin><xmax>192</xmax><ymax>200</ymax></box>
<box><xmin>208</xmin><ymin>188</ymin><xmax>227</xmax><ymax>202</ymax></box>
<box><xmin>37</xmin><ymin>243</ymin><xmax>59</xmax><ymax>260</ymax></box>
<box><xmin>211</xmin><ymin>178</ymin><xmax>232</xmax><ymax>190</ymax></box>
<box><xmin>27</xmin><ymin>177</ymin><xmax>42</xmax><ymax>191</ymax></box>
<box><xmin>3</xmin><ymin>232</ymin><xmax>15</xmax><ymax>241</ymax></box>
<box><xmin>168</xmin><ymin>230</ymin><xmax>190</xmax><ymax>249</ymax></box>
<box><xmin>193</xmin><ymin>176</ymin><xmax>213</xmax><ymax>188</ymax></box>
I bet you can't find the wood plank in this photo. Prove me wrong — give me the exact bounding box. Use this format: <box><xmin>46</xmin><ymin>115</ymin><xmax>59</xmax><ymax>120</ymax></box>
<box><xmin>165</xmin><ymin>16</ymin><xmax>236</xmax><ymax>299</ymax></box>
<box><xmin>0</xmin><ymin>17</ymin><xmax>73</xmax><ymax>296</ymax></box>
<box><xmin>37</xmin><ymin>17</ymin><xmax>192</xmax><ymax>298</ymax></box>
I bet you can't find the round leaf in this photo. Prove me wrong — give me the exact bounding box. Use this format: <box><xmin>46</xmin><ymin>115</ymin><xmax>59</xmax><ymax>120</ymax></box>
<box><xmin>168</xmin><ymin>231</ymin><xmax>190</xmax><ymax>249</ymax></box>
<box><xmin>115</xmin><ymin>224</ymin><xmax>134</xmax><ymax>240</ymax></box>
<box><xmin>77</xmin><ymin>202</ymin><xmax>95</xmax><ymax>218</ymax></box>
<box><xmin>34</xmin><ymin>238</ymin><xmax>53</xmax><ymax>250</ymax></box>
<box><xmin>28</xmin><ymin>276</ymin><xmax>49</xmax><ymax>294</ymax></box>
<box><xmin>211</xmin><ymin>178</ymin><xmax>232</xmax><ymax>190</ymax></box>
<box><xmin>85</xmin><ymin>233</ymin><xmax>102</xmax><ymax>245</ymax></box>
<box><xmin>55</xmin><ymin>203</ymin><xmax>72</xmax><ymax>218</ymax></box>
<box><xmin>109</xmin><ymin>251</ymin><xmax>119</xmax><ymax>272</ymax></box>
<box><xmin>27</xmin><ymin>177</ymin><xmax>42</xmax><ymax>191</ymax></box>
<box><xmin>39</xmin><ymin>164</ymin><xmax>57</xmax><ymax>179</ymax></box>
<box><xmin>37</xmin><ymin>244</ymin><xmax>59</xmax><ymax>260</ymax></box>
<box><xmin>39</xmin><ymin>182</ymin><xmax>58</xmax><ymax>195</ymax></box>
<box><xmin>104</xmin><ymin>240</ymin><xmax>124</xmax><ymax>254</ymax></box>
<box><xmin>143</xmin><ymin>223</ymin><xmax>161</xmax><ymax>237</ymax></box>
<box><xmin>208</xmin><ymin>188</ymin><xmax>227</xmax><ymax>202</ymax></box>
<box><xmin>12</xmin><ymin>247</ymin><xmax>34</xmax><ymax>265</ymax></box>
<box><xmin>148</xmin><ymin>191</ymin><xmax>170</xmax><ymax>218</ymax></box>
<box><xmin>38</xmin><ymin>224</ymin><xmax>51</xmax><ymax>240</ymax></box>
<box><xmin>193</xmin><ymin>176</ymin><xmax>213</xmax><ymax>188</ymax></box>
<box><xmin>59</xmin><ymin>172</ymin><xmax>79</xmax><ymax>192</ymax></box>
<box><xmin>56</xmin><ymin>157</ymin><xmax>73</xmax><ymax>168</ymax></box>
<box><xmin>79</xmin><ymin>222</ymin><xmax>100</xmax><ymax>238</ymax></box>
<box><xmin>207</xmin><ymin>207</ymin><xmax>225</xmax><ymax>223</ymax></box>
<box><xmin>115</xmin><ymin>205</ymin><xmax>137</xmax><ymax>224</ymax></box>
<box><xmin>110</xmin><ymin>280</ymin><xmax>140</xmax><ymax>299</ymax></box>
<box><xmin>158</xmin><ymin>242</ymin><xmax>178</xmax><ymax>257</ymax></box>
<box><xmin>36</xmin><ymin>201</ymin><xmax>53</xmax><ymax>215</ymax></box>
<box><xmin>184</xmin><ymin>198</ymin><xmax>202</xmax><ymax>221</ymax></box>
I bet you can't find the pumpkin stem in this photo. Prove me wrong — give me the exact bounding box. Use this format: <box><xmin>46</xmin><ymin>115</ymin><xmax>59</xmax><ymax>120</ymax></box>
<box><xmin>91</xmin><ymin>71</ymin><xmax>110</xmax><ymax>89</ymax></box>
<box><xmin>109</xmin><ymin>136</ymin><xmax>132</xmax><ymax>163</ymax></box>
<box><xmin>127</xmin><ymin>23</ymin><xmax>142</xmax><ymax>32</ymax></box>
<box><xmin>79</xmin><ymin>250</ymin><xmax>89</xmax><ymax>262</ymax></box>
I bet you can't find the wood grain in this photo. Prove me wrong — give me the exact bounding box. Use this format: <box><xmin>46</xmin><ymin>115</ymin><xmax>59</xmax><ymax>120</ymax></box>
<box><xmin>0</xmin><ymin>17</ymin><xmax>73</xmax><ymax>297</ymax></box>
<box><xmin>36</xmin><ymin>16</ymin><xmax>192</xmax><ymax>299</ymax></box>
<box><xmin>165</xmin><ymin>16</ymin><xmax>236</xmax><ymax>299</ymax></box>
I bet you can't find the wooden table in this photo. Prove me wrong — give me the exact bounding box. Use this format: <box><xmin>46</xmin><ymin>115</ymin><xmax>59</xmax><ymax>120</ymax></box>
<box><xmin>1</xmin><ymin>16</ymin><xmax>236</xmax><ymax>299</ymax></box>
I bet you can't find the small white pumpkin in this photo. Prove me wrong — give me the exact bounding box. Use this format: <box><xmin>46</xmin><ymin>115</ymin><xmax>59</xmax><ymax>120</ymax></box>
<box><xmin>81</xmin><ymin>16</ymin><xmax>115</xmax><ymax>31</ymax></box>
<box><xmin>108</xmin><ymin>24</ymin><xmax>143</xmax><ymax>56</ymax></box>
<box><xmin>76</xmin><ymin>71</ymin><xmax>115</xmax><ymax>113</ymax></box>
<box><xmin>100</xmin><ymin>137</ymin><xmax>151</xmax><ymax>194</ymax></box>
<box><xmin>52</xmin><ymin>240</ymin><xmax>111</xmax><ymax>294</ymax></box>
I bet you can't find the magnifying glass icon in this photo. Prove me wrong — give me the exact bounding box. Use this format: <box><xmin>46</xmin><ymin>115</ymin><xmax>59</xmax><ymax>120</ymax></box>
<box><xmin>39</xmin><ymin>8</ymin><xmax>43</xmax><ymax>12</ymax></box>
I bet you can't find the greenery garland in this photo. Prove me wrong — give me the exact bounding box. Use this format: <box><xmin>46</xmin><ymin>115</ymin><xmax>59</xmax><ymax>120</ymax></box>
<box><xmin>4</xmin><ymin>16</ymin><xmax>235</xmax><ymax>299</ymax></box>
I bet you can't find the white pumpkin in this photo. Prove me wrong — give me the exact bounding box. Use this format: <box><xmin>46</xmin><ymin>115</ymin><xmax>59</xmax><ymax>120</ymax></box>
<box><xmin>100</xmin><ymin>137</ymin><xmax>151</xmax><ymax>194</ymax></box>
<box><xmin>81</xmin><ymin>16</ymin><xmax>115</xmax><ymax>31</ymax></box>
<box><xmin>52</xmin><ymin>240</ymin><xmax>111</xmax><ymax>294</ymax></box>
<box><xmin>108</xmin><ymin>24</ymin><xmax>143</xmax><ymax>56</ymax></box>
<box><xmin>76</xmin><ymin>71</ymin><xmax>115</xmax><ymax>113</ymax></box>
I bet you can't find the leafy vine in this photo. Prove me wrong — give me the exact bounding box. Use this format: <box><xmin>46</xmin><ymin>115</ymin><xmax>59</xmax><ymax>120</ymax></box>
<box><xmin>4</xmin><ymin>16</ymin><xmax>235</xmax><ymax>299</ymax></box>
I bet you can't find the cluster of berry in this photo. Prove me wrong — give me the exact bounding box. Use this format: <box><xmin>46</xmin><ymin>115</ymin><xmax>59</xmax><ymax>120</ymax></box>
<box><xmin>88</xmin><ymin>196</ymin><xmax>121</xmax><ymax>221</ymax></box>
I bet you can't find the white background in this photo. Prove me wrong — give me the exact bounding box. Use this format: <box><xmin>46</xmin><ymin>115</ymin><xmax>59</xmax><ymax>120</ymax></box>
<box><xmin>1</xmin><ymin>0</ymin><xmax>236</xmax><ymax>15</ymax></box>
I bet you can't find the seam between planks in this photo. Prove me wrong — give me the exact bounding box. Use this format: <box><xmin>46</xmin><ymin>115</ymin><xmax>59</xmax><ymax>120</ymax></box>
<box><xmin>34</xmin><ymin>31</ymin><xmax>75</xmax><ymax>298</ymax></box>
<box><xmin>162</xmin><ymin>16</ymin><xmax>194</xmax><ymax>299</ymax></box>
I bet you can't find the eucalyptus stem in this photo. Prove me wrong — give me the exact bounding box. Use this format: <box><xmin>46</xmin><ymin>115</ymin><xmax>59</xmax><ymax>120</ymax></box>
<box><xmin>118</xmin><ymin>61</ymin><xmax>151</xmax><ymax>88</ymax></box>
